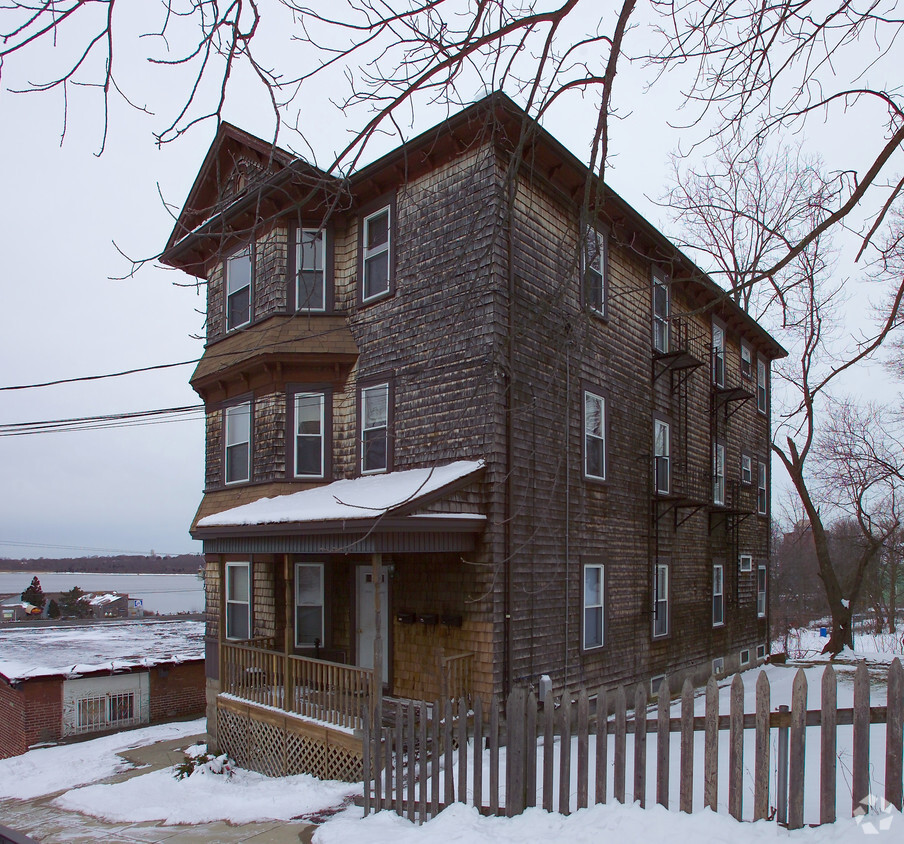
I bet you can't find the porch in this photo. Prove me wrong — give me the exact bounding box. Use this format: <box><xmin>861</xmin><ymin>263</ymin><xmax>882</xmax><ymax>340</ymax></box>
<box><xmin>217</xmin><ymin>638</ymin><xmax>476</xmax><ymax>781</ymax></box>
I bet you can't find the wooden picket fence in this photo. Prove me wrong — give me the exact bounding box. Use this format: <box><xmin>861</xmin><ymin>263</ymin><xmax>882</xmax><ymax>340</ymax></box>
<box><xmin>363</xmin><ymin>659</ymin><xmax>904</xmax><ymax>826</ymax></box>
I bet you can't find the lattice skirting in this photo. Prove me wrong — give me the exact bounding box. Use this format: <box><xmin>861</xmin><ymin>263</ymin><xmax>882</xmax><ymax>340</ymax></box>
<box><xmin>217</xmin><ymin>700</ymin><xmax>363</xmax><ymax>782</ymax></box>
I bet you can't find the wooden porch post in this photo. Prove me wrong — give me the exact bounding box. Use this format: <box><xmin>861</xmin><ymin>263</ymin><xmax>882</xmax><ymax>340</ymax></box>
<box><xmin>283</xmin><ymin>555</ymin><xmax>292</xmax><ymax>655</ymax></box>
<box><xmin>218</xmin><ymin>555</ymin><xmax>227</xmax><ymax>688</ymax></box>
<box><xmin>371</xmin><ymin>552</ymin><xmax>384</xmax><ymax>703</ymax></box>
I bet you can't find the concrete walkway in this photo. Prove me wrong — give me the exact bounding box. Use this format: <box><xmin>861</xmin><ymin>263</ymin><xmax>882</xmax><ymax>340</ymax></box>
<box><xmin>0</xmin><ymin>735</ymin><xmax>317</xmax><ymax>844</ymax></box>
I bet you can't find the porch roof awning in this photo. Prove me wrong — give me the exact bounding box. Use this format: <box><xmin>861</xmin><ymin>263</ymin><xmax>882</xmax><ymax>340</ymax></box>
<box><xmin>192</xmin><ymin>460</ymin><xmax>487</xmax><ymax>552</ymax></box>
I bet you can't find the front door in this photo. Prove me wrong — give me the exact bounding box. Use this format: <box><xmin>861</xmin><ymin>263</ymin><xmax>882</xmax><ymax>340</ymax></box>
<box><xmin>356</xmin><ymin>565</ymin><xmax>389</xmax><ymax>677</ymax></box>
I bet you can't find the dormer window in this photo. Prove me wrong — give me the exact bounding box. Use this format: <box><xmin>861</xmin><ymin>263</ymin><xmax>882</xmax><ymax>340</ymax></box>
<box><xmin>362</xmin><ymin>206</ymin><xmax>391</xmax><ymax>303</ymax></box>
<box><xmin>296</xmin><ymin>229</ymin><xmax>326</xmax><ymax>312</ymax></box>
<box><xmin>226</xmin><ymin>245</ymin><xmax>252</xmax><ymax>331</ymax></box>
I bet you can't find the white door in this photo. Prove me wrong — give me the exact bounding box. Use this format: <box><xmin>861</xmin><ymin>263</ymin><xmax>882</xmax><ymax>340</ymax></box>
<box><xmin>356</xmin><ymin>565</ymin><xmax>389</xmax><ymax>677</ymax></box>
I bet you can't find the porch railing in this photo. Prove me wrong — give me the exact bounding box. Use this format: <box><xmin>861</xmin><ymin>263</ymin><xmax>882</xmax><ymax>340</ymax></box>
<box><xmin>440</xmin><ymin>651</ymin><xmax>475</xmax><ymax>703</ymax></box>
<box><xmin>221</xmin><ymin>640</ymin><xmax>373</xmax><ymax>731</ymax></box>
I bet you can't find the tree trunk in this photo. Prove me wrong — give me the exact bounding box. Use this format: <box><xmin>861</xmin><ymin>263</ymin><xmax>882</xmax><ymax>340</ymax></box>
<box><xmin>822</xmin><ymin>605</ymin><xmax>854</xmax><ymax>655</ymax></box>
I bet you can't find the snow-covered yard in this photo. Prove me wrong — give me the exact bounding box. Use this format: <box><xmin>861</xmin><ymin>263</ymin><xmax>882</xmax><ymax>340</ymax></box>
<box><xmin>0</xmin><ymin>628</ymin><xmax>900</xmax><ymax>842</ymax></box>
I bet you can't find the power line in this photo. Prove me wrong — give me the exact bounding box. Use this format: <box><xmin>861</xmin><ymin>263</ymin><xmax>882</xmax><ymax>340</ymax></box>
<box><xmin>0</xmin><ymin>540</ymin><xmax>198</xmax><ymax>556</ymax></box>
<box><xmin>0</xmin><ymin>359</ymin><xmax>199</xmax><ymax>391</ymax></box>
<box><xmin>0</xmin><ymin>405</ymin><xmax>205</xmax><ymax>437</ymax></box>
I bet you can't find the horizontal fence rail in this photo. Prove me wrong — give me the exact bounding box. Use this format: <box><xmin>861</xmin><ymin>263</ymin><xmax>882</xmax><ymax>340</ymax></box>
<box><xmin>221</xmin><ymin>641</ymin><xmax>372</xmax><ymax>731</ymax></box>
<box><xmin>364</xmin><ymin>659</ymin><xmax>904</xmax><ymax>827</ymax></box>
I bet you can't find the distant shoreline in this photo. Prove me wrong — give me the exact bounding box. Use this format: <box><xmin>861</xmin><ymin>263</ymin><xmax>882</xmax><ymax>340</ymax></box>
<box><xmin>0</xmin><ymin>554</ymin><xmax>203</xmax><ymax>575</ymax></box>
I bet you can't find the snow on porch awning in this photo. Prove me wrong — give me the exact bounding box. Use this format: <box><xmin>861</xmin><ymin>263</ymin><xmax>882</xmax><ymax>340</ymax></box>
<box><xmin>192</xmin><ymin>460</ymin><xmax>487</xmax><ymax>555</ymax></box>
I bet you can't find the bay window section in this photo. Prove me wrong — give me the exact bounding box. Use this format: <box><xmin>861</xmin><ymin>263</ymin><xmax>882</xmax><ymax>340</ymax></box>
<box><xmin>225</xmin><ymin>562</ymin><xmax>251</xmax><ymax>640</ymax></box>
<box><xmin>295</xmin><ymin>563</ymin><xmax>325</xmax><ymax>648</ymax></box>
<box><xmin>224</xmin><ymin>402</ymin><xmax>251</xmax><ymax>485</ymax></box>
<box><xmin>584</xmin><ymin>390</ymin><xmax>606</xmax><ymax>481</ymax></box>
<box><xmin>583</xmin><ymin>563</ymin><xmax>605</xmax><ymax>649</ymax></box>
<box><xmin>361</xmin><ymin>382</ymin><xmax>389</xmax><ymax>474</ymax></box>
<box><xmin>294</xmin><ymin>392</ymin><xmax>325</xmax><ymax>479</ymax></box>
<box><xmin>296</xmin><ymin>228</ymin><xmax>326</xmax><ymax>311</ymax></box>
<box><xmin>226</xmin><ymin>245</ymin><xmax>252</xmax><ymax>331</ymax></box>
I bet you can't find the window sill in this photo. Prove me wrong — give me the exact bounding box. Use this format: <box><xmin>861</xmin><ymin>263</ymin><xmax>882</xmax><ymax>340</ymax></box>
<box><xmin>360</xmin><ymin>289</ymin><xmax>393</xmax><ymax>308</ymax></box>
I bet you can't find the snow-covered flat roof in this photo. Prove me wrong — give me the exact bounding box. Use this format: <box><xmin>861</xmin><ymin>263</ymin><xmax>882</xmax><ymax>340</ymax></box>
<box><xmin>197</xmin><ymin>459</ymin><xmax>485</xmax><ymax>528</ymax></box>
<box><xmin>0</xmin><ymin>619</ymin><xmax>205</xmax><ymax>682</ymax></box>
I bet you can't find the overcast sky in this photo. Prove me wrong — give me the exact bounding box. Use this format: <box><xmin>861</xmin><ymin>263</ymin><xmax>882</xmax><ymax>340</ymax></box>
<box><xmin>0</xmin><ymin>2</ymin><xmax>897</xmax><ymax>560</ymax></box>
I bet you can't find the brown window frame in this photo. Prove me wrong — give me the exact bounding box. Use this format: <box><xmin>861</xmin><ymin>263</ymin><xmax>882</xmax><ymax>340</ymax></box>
<box><xmin>358</xmin><ymin>194</ymin><xmax>397</xmax><ymax>307</ymax></box>
<box><xmin>287</xmin><ymin>222</ymin><xmax>335</xmax><ymax>313</ymax></box>
<box><xmin>286</xmin><ymin>383</ymin><xmax>333</xmax><ymax>481</ymax></box>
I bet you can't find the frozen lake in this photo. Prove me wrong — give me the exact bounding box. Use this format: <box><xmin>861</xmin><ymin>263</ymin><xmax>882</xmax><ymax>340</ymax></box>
<box><xmin>0</xmin><ymin>571</ymin><xmax>204</xmax><ymax>614</ymax></box>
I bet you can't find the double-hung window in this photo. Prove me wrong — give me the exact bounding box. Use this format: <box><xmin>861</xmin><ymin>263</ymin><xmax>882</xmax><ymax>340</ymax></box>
<box><xmin>757</xmin><ymin>358</ymin><xmax>768</xmax><ymax>413</ymax></box>
<box><xmin>296</xmin><ymin>228</ymin><xmax>326</xmax><ymax>311</ymax></box>
<box><xmin>741</xmin><ymin>453</ymin><xmax>753</xmax><ymax>486</ymax></box>
<box><xmin>362</xmin><ymin>206</ymin><xmax>391</xmax><ymax>302</ymax></box>
<box><xmin>294</xmin><ymin>392</ymin><xmax>325</xmax><ymax>478</ymax></box>
<box><xmin>361</xmin><ymin>383</ymin><xmax>389</xmax><ymax>474</ymax></box>
<box><xmin>224</xmin><ymin>402</ymin><xmax>251</xmax><ymax>484</ymax></box>
<box><xmin>295</xmin><ymin>563</ymin><xmax>324</xmax><ymax>647</ymax></box>
<box><xmin>654</xmin><ymin>418</ymin><xmax>670</xmax><ymax>494</ymax></box>
<box><xmin>584</xmin><ymin>390</ymin><xmax>606</xmax><ymax>481</ymax></box>
<box><xmin>583</xmin><ymin>227</ymin><xmax>607</xmax><ymax>316</ymax></box>
<box><xmin>712</xmin><ymin>564</ymin><xmax>724</xmax><ymax>626</ymax></box>
<box><xmin>226</xmin><ymin>245</ymin><xmax>252</xmax><ymax>331</ymax></box>
<box><xmin>757</xmin><ymin>460</ymin><xmax>768</xmax><ymax>514</ymax></box>
<box><xmin>757</xmin><ymin>566</ymin><xmax>767</xmax><ymax>617</ymax></box>
<box><xmin>225</xmin><ymin>562</ymin><xmax>251</xmax><ymax>640</ymax></box>
<box><xmin>740</xmin><ymin>343</ymin><xmax>753</xmax><ymax>379</ymax></box>
<box><xmin>653</xmin><ymin>563</ymin><xmax>669</xmax><ymax>637</ymax></box>
<box><xmin>583</xmin><ymin>563</ymin><xmax>604</xmax><ymax>649</ymax></box>
<box><xmin>712</xmin><ymin>321</ymin><xmax>726</xmax><ymax>387</ymax></box>
<box><xmin>713</xmin><ymin>441</ymin><xmax>725</xmax><ymax>505</ymax></box>
<box><xmin>652</xmin><ymin>270</ymin><xmax>669</xmax><ymax>353</ymax></box>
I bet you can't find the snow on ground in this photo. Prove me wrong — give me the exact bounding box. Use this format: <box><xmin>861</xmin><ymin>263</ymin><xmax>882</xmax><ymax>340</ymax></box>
<box><xmin>315</xmin><ymin>801</ymin><xmax>902</xmax><ymax>843</ymax></box>
<box><xmin>0</xmin><ymin>618</ymin><xmax>204</xmax><ymax>680</ymax></box>
<box><xmin>54</xmin><ymin>760</ymin><xmax>357</xmax><ymax>826</ymax></box>
<box><xmin>0</xmin><ymin>718</ymin><xmax>206</xmax><ymax>800</ymax></box>
<box><xmin>779</xmin><ymin>625</ymin><xmax>904</xmax><ymax>664</ymax></box>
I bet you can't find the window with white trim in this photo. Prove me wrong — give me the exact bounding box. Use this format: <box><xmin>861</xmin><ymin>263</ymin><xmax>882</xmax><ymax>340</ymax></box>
<box><xmin>226</xmin><ymin>245</ymin><xmax>252</xmax><ymax>331</ymax></box>
<box><xmin>361</xmin><ymin>383</ymin><xmax>389</xmax><ymax>474</ymax></box>
<box><xmin>740</xmin><ymin>342</ymin><xmax>753</xmax><ymax>379</ymax></box>
<box><xmin>651</xmin><ymin>675</ymin><xmax>666</xmax><ymax>696</ymax></box>
<box><xmin>583</xmin><ymin>227</ymin><xmax>607</xmax><ymax>316</ymax></box>
<box><xmin>740</xmin><ymin>649</ymin><xmax>750</xmax><ymax>666</ymax></box>
<box><xmin>293</xmin><ymin>392</ymin><xmax>325</xmax><ymax>478</ymax></box>
<box><xmin>757</xmin><ymin>460</ymin><xmax>768</xmax><ymax>514</ymax></box>
<box><xmin>295</xmin><ymin>563</ymin><xmax>324</xmax><ymax>647</ymax></box>
<box><xmin>653</xmin><ymin>562</ymin><xmax>669</xmax><ymax>637</ymax></box>
<box><xmin>712</xmin><ymin>564</ymin><xmax>724</xmax><ymax>626</ymax></box>
<box><xmin>652</xmin><ymin>270</ymin><xmax>669</xmax><ymax>353</ymax></box>
<box><xmin>654</xmin><ymin>418</ymin><xmax>670</xmax><ymax>494</ymax></box>
<box><xmin>757</xmin><ymin>358</ymin><xmax>768</xmax><ymax>413</ymax></box>
<box><xmin>226</xmin><ymin>562</ymin><xmax>251</xmax><ymax>640</ymax></box>
<box><xmin>712</xmin><ymin>321</ymin><xmax>726</xmax><ymax>387</ymax></box>
<box><xmin>713</xmin><ymin>441</ymin><xmax>725</xmax><ymax>505</ymax></box>
<box><xmin>296</xmin><ymin>228</ymin><xmax>326</xmax><ymax>311</ymax></box>
<box><xmin>584</xmin><ymin>390</ymin><xmax>606</xmax><ymax>480</ymax></box>
<box><xmin>712</xmin><ymin>657</ymin><xmax>724</xmax><ymax>676</ymax></box>
<box><xmin>739</xmin><ymin>554</ymin><xmax>753</xmax><ymax>573</ymax></box>
<box><xmin>362</xmin><ymin>206</ymin><xmax>391</xmax><ymax>302</ymax></box>
<box><xmin>757</xmin><ymin>566</ymin><xmax>767</xmax><ymax>617</ymax></box>
<box><xmin>224</xmin><ymin>402</ymin><xmax>251</xmax><ymax>484</ymax></box>
<box><xmin>756</xmin><ymin>643</ymin><xmax>767</xmax><ymax>661</ymax></box>
<box><xmin>741</xmin><ymin>453</ymin><xmax>753</xmax><ymax>486</ymax></box>
<box><xmin>583</xmin><ymin>563</ymin><xmax>604</xmax><ymax>649</ymax></box>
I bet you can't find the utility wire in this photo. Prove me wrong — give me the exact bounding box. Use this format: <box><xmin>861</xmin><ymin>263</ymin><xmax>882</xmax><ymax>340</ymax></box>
<box><xmin>0</xmin><ymin>405</ymin><xmax>205</xmax><ymax>437</ymax></box>
<box><xmin>0</xmin><ymin>359</ymin><xmax>199</xmax><ymax>391</ymax></box>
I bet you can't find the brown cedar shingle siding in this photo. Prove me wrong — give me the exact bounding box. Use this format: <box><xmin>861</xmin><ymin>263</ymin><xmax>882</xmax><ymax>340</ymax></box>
<box><xmin>185</xmin><ymin>102</ymin><xmax>777</xmax><ymax>704</ymax></box>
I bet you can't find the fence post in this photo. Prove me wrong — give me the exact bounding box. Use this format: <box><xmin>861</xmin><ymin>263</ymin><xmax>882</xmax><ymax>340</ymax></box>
<box><xmin>457</xmin><ymin>697</ymin><xmax>468</xmax><ymax>805</ymax></box>
<box><xmin>704</xmin><ymin>676</ymin><xmax>719</xmax><ymax>812</ymax></box>
<box><xmin>634</xmin><ymin>683</ymin><xmax>648</xmax><ymax>808</ymax></box>
<box><xmin>614</xmin><ymin>686</ymin><xmax>627</xmax><ymax>804</ymax></box>
<box><xmin>407</xmin><ymin>702</ymin><xmax>416</xmax><ymax>821</ymax></box>
<box><xmin>419</xmin><ymin>700</ymin><xmax>428</xmax><ymax>823</ymax></box>
<box><xmin>820</xmin><ymin>664</ymin><xmax>837</xmax><ymax>824</ymax></box>
<box><xmin>577</xmin><ymin>689</ymin><xmax>589</xmax><ymax>809</ymax></box>
<box><xmin>396</xmin><ymin>704</ymin><xmax>404</xmax><ymax>815</ymax></box>
<box><xmin>656</xmin><ymin>675</ymin><xmax>670</xmax><ymax>809</ymax></box>
<box><xmin>472</xmin><ymin>695</ymin><xmax>483</xmax><ymax>813</ymax></box>
<box><xmin>754</xmin><ymin>670</ymin><xmax>770</xmax><ymax>821</ymax></box>
<box><xmin>507</xmin><ymin>687</ymin><xmax>526</xmax><ymax>816</ymax></box>
<box><xmin>526</xmin><ymin>690</ymin><xmax>537</xmax><ymax>808</ymax></box>
<box><xmin>788</xmin><ymin>668</ymin><xmax>807</xmax><ymax>830</ymax></box>
<box><xmin>776</xmin><ymin>704</ymin><xmax>789</xmax><ymax>825</ymax></box>
<box><xmin>543</xmin><ymin>687</ymin><xmax>554</xmax><ymax>812</ymax></box>
<box><xmin>431</xmin><ymin>698</ymin><xmax>441</xmax><ymax>818</ymax></box>
<box><xmin>887</xmin><ymin>658</ymin><xmax>904</xmax><ymax>812</ymax></box>
<box><xmin>852</xmin><ymin>661</ymin><xmax>870</xmax><ymax>817</ymax></box>
<box><xmin>489</xmin><ymin>695</ymin><xmax>500</xmax><ymax>816</ymax></box>
<box><xmin>680</xmin><ymin>677</ymin><xmax>694</xmax><ymax>814</ymax></box>
<box><xmin>444</xmin><ymin>698</ymin><xmax>454</xmax><ymax>807</ymax></box>
<box><xmin>595</xmin><ymin>685</ymin><xmax>608</xmax><ymax>805</ymax></box>
<box><xmin>362</xmin><ymin>702</ymin><xmax>371</xmax><ymax>816</ymax></box>
<box><xmin>729</xmin><ymin>673</ymin><xmax>744</xmax><ymax>821</ymax></box>
<box><xmin>558</xmin><ymin>694</ymin><xmax>573</xmax><ymax>815</ymax></box>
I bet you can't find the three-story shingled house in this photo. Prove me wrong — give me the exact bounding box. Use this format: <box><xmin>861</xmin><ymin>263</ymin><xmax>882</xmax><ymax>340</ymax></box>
<box><xmin>161</xmin><ymin>92</ymin><xmax>785</xmax><ymax>780</ymax></box>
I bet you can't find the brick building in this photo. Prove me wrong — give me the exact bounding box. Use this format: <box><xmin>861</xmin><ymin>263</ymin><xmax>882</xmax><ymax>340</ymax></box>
<box><xmin>161</xmin><ymin>92</ymin><xmax>784</xmax><ymax>779</ymax></box>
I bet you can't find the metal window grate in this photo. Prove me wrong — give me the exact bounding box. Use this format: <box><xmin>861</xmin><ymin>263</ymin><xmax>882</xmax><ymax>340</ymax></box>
<box><xmin>75</xmin><ymin>691</ymin><xmax>139</xmax><ymax>734</ymax></box>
